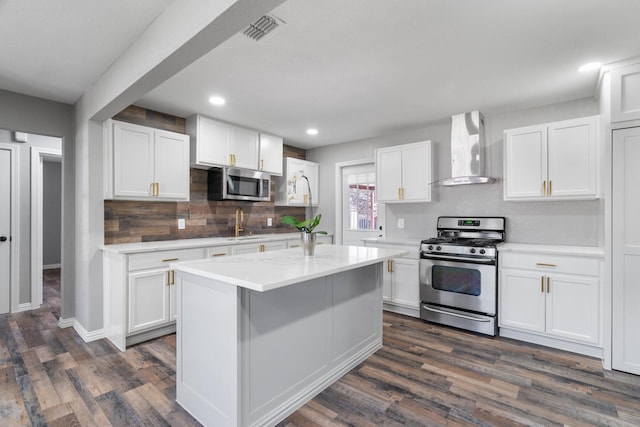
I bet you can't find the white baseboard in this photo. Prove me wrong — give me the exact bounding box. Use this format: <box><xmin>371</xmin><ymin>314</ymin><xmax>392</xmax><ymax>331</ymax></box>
<box><xmin>69</xmin><ymin>319</ymin><xmax>106</xmax><ymax>342</ymax></box>
<box><xmin>57</xmin><ymin>317</ymin><xmax>74</xmax><ymax>328</ymax></box>
<box><xmin>43</xmin><ymin>263</ymin><xmax>61</xmax><ymax>270</ymax></box>
<box><xmin>16</xmin><ymin>302</ymin><xmax>34</xmax><ymax>312</ymax></box>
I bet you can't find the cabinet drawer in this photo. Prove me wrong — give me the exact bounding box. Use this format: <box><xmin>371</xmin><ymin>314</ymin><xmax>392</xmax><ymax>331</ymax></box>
<box><xmin>128</xmin><ymin>248</ymin><xmax>205</xmax><ymax>271</ymax></box>
<box><xmin>500</xmin><ymin>252</ymin><xmax>600</xmax><ymax>276</ymax></box>
<box><xmin>205</xmin><ymin>246</ymin><xmax>231</xmax><ymax>258</ymax></box>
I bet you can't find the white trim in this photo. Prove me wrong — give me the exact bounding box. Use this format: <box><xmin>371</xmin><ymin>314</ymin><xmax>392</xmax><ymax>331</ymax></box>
<box><xmin>334</xmin><ymin>159</ymin><xmax>375</xmax><ymax>245</ymax></box>
<box><xmin>43</xmin><ymin>263</ymin><xmax>62</xmax><ymax>270</ymax></box>
<box><xmin>500</xmin><ymin>328</ymin><xmax>603</xmax><ymax>359</ymax></box>
<box><xmin>72</xmin><ymin>319</ymin><xmax>106</xmax><ymax>342</ymax></box>
<box><xmin>30</xmin><ymin>146</ymin><xmax>62</xmax><ymax>309</ymax></box>
<box><xmin>0</xmin><ymin>143</ymin><xmax>20</xmax><ymax>314</ymax></box>
<box><xmin>57</xmin><ymin>317</ymin><xmax>74</xmax><ymax>329</ymax></box>
<box><xmin>17</xmin><ymin>302</ymin><xmax>34</xmax><ymax>312</ymax></box>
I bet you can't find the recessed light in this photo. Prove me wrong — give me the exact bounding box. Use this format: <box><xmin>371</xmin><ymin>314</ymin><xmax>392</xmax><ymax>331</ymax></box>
<box><xmin>209</xmin><ymin>96</ymin><xmax>226</xmax><ymax>106</ymax></box>
<box><xmin>578</xmin><ymin>62</ymin><xmax>602</xmax><ymax>72</ymax></box>
<box><xmin>306</xmin><ymin>128</ymin><xmax>318</xmax><ymax>135</ymax></box>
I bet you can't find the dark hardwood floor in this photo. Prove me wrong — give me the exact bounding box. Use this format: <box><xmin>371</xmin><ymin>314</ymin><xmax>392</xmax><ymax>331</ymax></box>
<box><xmin>2</xmin><ymin>269</ymin><xmax>640</xmax><ymax>426</ymax></box>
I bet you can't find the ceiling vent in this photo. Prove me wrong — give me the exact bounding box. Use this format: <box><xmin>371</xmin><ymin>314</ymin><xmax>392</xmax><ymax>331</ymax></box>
<box><xmin>243</xmin><ymin>14</ymin><xmax>282</xmax><ymax>41</ymax></box>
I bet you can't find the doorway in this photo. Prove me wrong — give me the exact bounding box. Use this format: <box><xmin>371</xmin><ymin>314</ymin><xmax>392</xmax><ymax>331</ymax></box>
<box><xmin>336</xmin><ymin>160</ymin><xmax>380</xmax><ymax>245</ymax></box>
<box><xmin>0</xmin><ymin>144</ymin><xmax>18</xmax><ymax>314</ymax></box>
<box><xmin>31</xmin><ymin>147</ymin><xmax>62</xmax><ymax>307</ymax></box>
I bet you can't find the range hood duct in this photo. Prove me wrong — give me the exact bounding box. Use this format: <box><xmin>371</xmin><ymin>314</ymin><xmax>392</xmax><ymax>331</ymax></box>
<box><xmin>437</xmin><ymin>111</ymin><xmax>496</xmax><ymax>186</ymax></box>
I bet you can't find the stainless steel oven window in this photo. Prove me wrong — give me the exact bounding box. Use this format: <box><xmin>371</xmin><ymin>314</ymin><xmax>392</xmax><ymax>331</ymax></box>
<box><xmin>432</xmin><ymin>265</ymin><xmax>481</xmax><ymax>296</ymax></box>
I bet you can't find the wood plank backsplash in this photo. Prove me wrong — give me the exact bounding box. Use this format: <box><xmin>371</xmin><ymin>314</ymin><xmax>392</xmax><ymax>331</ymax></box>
<box><xmin>105</xmin><ymin>106</ymin><xmax>307</xmax><ymax>244</ymax></box>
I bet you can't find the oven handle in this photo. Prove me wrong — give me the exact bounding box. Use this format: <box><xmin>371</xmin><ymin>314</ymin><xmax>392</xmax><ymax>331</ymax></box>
<box><xmin>420</xmin><ymin>253</ymin><xmax>496</xmax><ymax>265</ymax></box>
<box><xmin>422</xmin><ymin>305</ymin><xmax>491</xmax><ymax>322</ymax></box>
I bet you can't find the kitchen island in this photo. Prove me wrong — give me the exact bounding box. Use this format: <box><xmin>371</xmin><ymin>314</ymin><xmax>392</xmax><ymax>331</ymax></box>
<box><xmin>171</xmin><ymin>244</ymin><xmax>407</xmax><ymax>427</ymax></box>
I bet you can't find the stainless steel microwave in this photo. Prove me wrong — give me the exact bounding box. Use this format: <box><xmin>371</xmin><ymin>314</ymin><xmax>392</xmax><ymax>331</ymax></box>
<box><xmin>207</xmin><ymin>167</ymin><xmax>271</xmax><ymax>202</ymax></box>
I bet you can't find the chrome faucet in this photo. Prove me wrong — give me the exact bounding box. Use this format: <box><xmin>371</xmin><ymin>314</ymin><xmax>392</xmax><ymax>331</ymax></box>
<box><xmin>235</xmin><ymin>207</ymin><xmax>244</xmax><ymax>237</ymax></box>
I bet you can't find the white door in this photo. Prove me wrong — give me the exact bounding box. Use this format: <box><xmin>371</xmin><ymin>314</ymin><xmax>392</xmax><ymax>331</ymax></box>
<box><xmin>499</xmin><ymin>268</ymin><xmax>546</xmax><ymax>333</ymax></box>
<box><xmin>128</xmin><ymin>269</ymin><xmax>171</xmax><ymax>334</ymax></box>
<box><xmin>113</xmin><ymin>121</ymin><xmax>155</xmax><ymax>198</ymax></box>
<box><xmin>547</xmin><ymin>117</ymin><xmax>597</xmax><ymax>198</ymax></box>
<box><xmin>154</xmin><ymin>130</ymin><xmax>189</xmax><ymax>200</ymax></box>
<box><xmin>613</xmin><ymin>126</ymin><xmax>640</xmax><ymax>374</ymax></box>
<box><xmin>341</xmin><ymin>162</ymin><xmax>379</xmax><ymax>245</ymax></box>
<box><xmin>376</xmin><ymin>147</ymin><xmax>402</xmax><ymax>202</ymax></box>
<box><xmin>0</xmin><ymin>149</ymin><xmax>11</xmax><ymax>314</ymax></box>
<box><xmin>389</xmin><ymin>258</ymin><xmax>419</xmax><ymax>308</ymax></box>
<box><xmin>229</xmin><ymin>127</ymin><xmax>259</xmax><ymax>169</ymax></box>
<box><xmin>401</xmin><ymin>142</ymin><xmax>431</xmax><ymax>202</ymax></box>
<box><xmin>504</xmin><ymin>124</ymin><xmax>548</xmax><ymax>199</ymax></box>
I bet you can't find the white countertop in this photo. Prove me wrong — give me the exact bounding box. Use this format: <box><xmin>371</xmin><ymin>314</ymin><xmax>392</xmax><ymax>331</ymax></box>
<box><xmin>172</xmin><ymin>244</ymin><xmax>408</xmax><ymax>292</ymax></box>
<box><xmin>100</xmin><ymin>233</ymin><xmax>305</xmax><ymax>254</ymax></box>
<box><xmin>499</xmin><ymin>243</ymin><xmax>604</xmax><ymax>257</ymax></box>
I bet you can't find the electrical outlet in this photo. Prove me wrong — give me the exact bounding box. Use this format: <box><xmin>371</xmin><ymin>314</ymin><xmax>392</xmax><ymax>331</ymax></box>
<box><xmin>267</xmin><ymin>217</ymin><xmax>273</xmax><ymax>227</ymax></box>
<box><xmin>178</xmin><ymin>218</ymin><xmax>186</xmax><ymax>230</ymax></box>
<box><xmin>397</xmin><ymin>218</ymin><xmax>405</xmax><ymax>229</ymax></box>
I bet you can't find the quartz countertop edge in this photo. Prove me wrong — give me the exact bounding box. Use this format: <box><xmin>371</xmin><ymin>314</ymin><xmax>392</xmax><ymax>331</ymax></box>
<box><xmin>361</xmin><ymin>237</ymin><xmax>422</xmax><ymax>247</ymax></box>
<box><xmin>171</xmin><ymin>244</ymin><xmax>408</xmax><ymax>292</ymax></box>
<box><xmin>499</xmin><ymin>243</ymin><xmax>604</xmax><ymax>257</ymax></box>
<box><xmin>99</xmin><ymin>233</ymin><xmax>309</xmax><ymax>254</ymax></box>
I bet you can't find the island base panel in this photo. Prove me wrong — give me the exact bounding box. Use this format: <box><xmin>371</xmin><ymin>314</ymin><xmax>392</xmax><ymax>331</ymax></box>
<box><xmin>176</xmin><ymin>263</ymin><xmax>383</xmax><ymax>427</ymax></box>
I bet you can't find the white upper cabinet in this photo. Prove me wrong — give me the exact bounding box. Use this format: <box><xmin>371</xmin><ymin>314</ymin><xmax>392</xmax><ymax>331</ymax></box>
<box><xmin>274</xmin><ymin>157</ymin><xmax>319</xmax><ymax>206</ymax></box>
<box><xmin>611</xmin><ymin>62</ymin><xmax>640</xmax><ymax>123</ymax></box>
<box><xmin>229</xmin><ymin>125</ymin><xmax>259</xmax><ymax>170</ymax></box>
<box><xmin>503</xmin><ymin>116</ymin><xmax>599</xmax><ymax>201</ymax></box>
<box><xmin>187</xmin><ymin>114</ymin><xmax>282</xmax><ymax>173</ymax></box>
<box><xmin>376</xmin><ymin>141</ymin><xmax>432</xmax><ymax>203</ymax></box>
<box><xmin>258</xmin><ymin>133</ymin><xmax>284</xmax><ymax>175</ymax></box>
<box><xmin>105</xmin><ymin>120</ymin><xmax>190</xmax><ymax>202</ymax></box>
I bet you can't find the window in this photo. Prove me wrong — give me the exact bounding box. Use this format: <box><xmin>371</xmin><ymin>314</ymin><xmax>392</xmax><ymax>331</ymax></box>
<box><xmin>347</xmin><ymin>172</ymin><xmax>376</xmax><ymax>231</ymax></box>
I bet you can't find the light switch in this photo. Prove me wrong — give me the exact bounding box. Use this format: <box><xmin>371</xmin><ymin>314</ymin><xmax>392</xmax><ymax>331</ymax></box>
<box><xmin>267</xmin><ymin>217</ymin><xmax>273</xmax><ymax>227</ymax></box>
<box><xmin>178</xmin><ymin>218</ymin><xmax>186</xmax><ymax>230</ymax></box>
<box><xmin>397</xmin><ymin>218</ymin><xmax>405</xmax><ymax>229</ymax></box>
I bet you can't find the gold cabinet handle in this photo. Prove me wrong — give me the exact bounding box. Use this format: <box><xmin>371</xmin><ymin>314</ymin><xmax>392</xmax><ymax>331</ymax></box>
<box><xmin>170</xmin><ymin>270</ymin><xmax>175</xmax><ymax>285</ymax></box>
<box><xmin>260</xmin><ymin>159</ymin><xmax>264</xmax><ymax>170</ymax></box>
<box><xmin>549</xmin><ymin>180</ymin><xmax>553</xmax><ymax>196</ymax></box>
<box><xmin>151</xmin><ymin>182</ymin><xmax>158</xmax><ymax>197</ymax></box>
<box><xmin>542</xmin><ymin>180</ymin><xmax>546</xmax><ymax>196</ymax></box>
<box><xmin>259</xmin><ymin>244</ymin><xmax>265</xmax><ymax>252</ymax></box>
<box><xmin>387</xmin><ymin>259</ymin><xmax>394</xmax><ymax>273</ymax></box>
<box><xmin>536</xmin><ymin>263</ymin><xmax>557</xmax><ymax>267</ymax></box>
<box><xmin>211</xmin><ymin>253</ymin><xmax>227</xmax><ymax>257</ymax></box>
<box><xmin>167</xmin><ymin>271</ymin><xmax>171</xmax><ymax>286</ymax></box>
<box><xmin>398</xmin><ymin>188</ymin><xmax>402</xmax><ymax>200</ymax></box>
<box><xmin>162</xmin><ymin>257</ymin><xmax>179</xmax><ymax>263</ymax></box>
<box><xmin>546</xmin><ymin>276</ymin><xmax>550</xmax><ymax>293</ymax></box>
<box><xmin>303</xmin><ymin>194</ymin><xmax>308</xmax><ymax>204</ymax></box>
<box><xmin>289</xmin><ymin>244</ymin><xmax>300</xmax><ymax>248</ymax></box>
<box><xmin>541</xmin><ymin>276</ymin><xmax>544</xmax><ymax>293</ymax></box>
<box><xmin>401</xmin><ymin>188</ymin><xmax>405</xmax><ymax>200</ymax></box>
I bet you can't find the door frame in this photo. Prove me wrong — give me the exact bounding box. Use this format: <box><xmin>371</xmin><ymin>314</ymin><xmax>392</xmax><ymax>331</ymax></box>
<box><xmin>31</xmin><ymin>146</ymin><xmax>62</xmax><ymax>308</ymax></box>
<box><xmin>0</xmin><ymin>143</ymin><xmax>20</xmax><ymax>312</ymax></box>
<box><xmin>334</xmin><ymin>158</ymin><xmax>375</xmax><ymax>245</ymax></box>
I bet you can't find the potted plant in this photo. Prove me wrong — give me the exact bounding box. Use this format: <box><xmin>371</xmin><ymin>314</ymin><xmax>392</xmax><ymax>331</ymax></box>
<box><xmin>281</xmin><ymin>214</ymin><xmax>327</xmax><ymax>256</ymax></box>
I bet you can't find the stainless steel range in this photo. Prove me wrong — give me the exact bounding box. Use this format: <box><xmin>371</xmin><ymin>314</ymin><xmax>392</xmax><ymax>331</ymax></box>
<box><xmin>419</xmin><ymin>216</ymin><xmax>505</xmax><ymax>336</ymax></box>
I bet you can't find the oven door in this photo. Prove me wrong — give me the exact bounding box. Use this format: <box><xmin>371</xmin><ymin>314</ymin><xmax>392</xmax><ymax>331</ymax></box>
<box><xmin>419</xmin><ymin>255</ymin><xmax>496</xmax><ymax>315</ymax></box>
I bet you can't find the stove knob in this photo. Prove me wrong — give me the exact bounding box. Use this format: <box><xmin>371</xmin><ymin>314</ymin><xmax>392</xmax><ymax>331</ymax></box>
<box><xmin>436</xmin><ymin>246</ymin><xmax>442</xmax><ymax>251</ymax></box>
<box><xmin>480</xmin><ymin>249</ymin><xmax>486</xmax><ymax>255</ymax></box>
<box><xmin>470</xmin><ymin>248</ymin><xmax>476</xmax><ymax>254</ymax></box>
<box><xmin>428</xmin><ymin>245</ymin><xmax>433</xmax><ymax>251</ymax></box>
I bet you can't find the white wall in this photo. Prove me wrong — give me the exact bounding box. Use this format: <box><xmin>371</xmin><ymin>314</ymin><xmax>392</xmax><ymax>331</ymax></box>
<box><xmin>307</xmin><ymin>97</ymin><xmax>603</xmax><ymax>246</ymax></box>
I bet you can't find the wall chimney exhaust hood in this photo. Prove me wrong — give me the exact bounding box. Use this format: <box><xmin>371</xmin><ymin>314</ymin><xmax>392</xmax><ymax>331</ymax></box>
<box><xmin>435</xmin><ymin>111</ymin><xmax>496</xmax><ymax>186</ymax></box>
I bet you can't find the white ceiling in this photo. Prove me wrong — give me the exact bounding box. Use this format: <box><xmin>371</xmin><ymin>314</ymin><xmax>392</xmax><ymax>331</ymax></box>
<box><xmin>2</xmin><ymin>0</ymin><xmax>640</xmax><ymax>149</ymax></box>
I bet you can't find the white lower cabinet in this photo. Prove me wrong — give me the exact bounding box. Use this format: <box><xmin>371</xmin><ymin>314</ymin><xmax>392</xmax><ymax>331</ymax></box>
<box><xmin>362</xmin><ymin>240</ymin><xmax>419</xmax><ymax>318</ymax></box>
<box><xmin>104</xmin><ymin>247</ymin><xmax>206</xmax><ymax>351</ymax></box>
<box><xmin>128</xmin><ymin>268</ymin><xmax>173</xmax><ymax>333</ymax></box>
<box><xmin>103</xmin><ymin>234</ymin><xmax>333</xmax><ymax>351</ymax></box>
<box><xmin>499</xmin><ymin>246</ymin><xmax>603</xmax><ymax>357</ymax></box>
